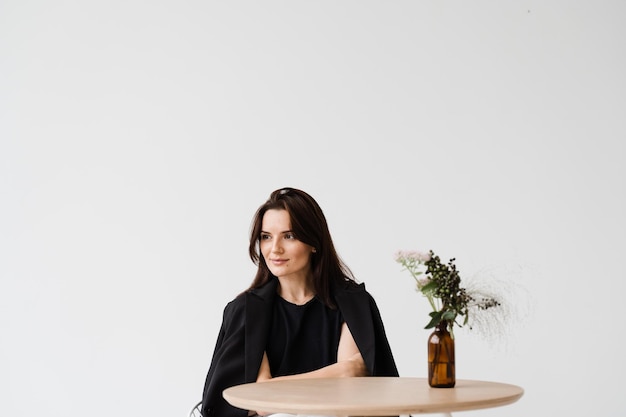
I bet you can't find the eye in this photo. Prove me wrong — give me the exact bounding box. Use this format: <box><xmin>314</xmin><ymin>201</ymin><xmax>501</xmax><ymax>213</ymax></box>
<box><xmin>284</xmin><ymin>233</ymin><xmax>296</xmax><ymax>240</ymax></box>
<box><xmin>260</xmin><ymin>233</ymin><xmax>271</xmax><ymax>240</ymax></box>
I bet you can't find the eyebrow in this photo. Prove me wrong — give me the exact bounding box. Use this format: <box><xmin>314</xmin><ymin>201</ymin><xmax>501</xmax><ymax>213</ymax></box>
<box><xmin>260</xmin><ymin>230</ymin><xmax>293</xmax><ymax>235</ymax></box>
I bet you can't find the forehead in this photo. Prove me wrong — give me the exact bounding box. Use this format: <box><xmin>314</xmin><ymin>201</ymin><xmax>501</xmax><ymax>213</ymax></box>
<box><xmin>262</xmin><ymin>209</ymin><xmax>291</xmax><ymax>230</ymax></box>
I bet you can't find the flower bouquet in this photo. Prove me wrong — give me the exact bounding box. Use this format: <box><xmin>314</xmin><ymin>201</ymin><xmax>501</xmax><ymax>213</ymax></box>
<box><xmin>394</xmin><ymin>249</ymin><xmax>502</xmax><ymax>337</ymax></box>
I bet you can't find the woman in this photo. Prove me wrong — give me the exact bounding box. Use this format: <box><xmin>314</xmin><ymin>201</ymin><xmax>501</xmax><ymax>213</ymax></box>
<box><xmin>201</xmin><ymin>187</ymin><xmax>398</xmax><ymax>417</ymax></box>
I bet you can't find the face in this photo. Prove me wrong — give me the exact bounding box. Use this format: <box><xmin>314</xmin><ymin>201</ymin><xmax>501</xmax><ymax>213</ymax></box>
<box><xmin>260</xmin><ymin>209</ymin><xmax>315</xmax><ymax>281</ymax></box>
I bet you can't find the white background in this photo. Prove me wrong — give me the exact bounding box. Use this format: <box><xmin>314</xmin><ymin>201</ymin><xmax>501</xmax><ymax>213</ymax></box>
<box><xmin>1</xmin><ymin>1</ymin><xmax>625</xmax><ymax>416</ymax></box>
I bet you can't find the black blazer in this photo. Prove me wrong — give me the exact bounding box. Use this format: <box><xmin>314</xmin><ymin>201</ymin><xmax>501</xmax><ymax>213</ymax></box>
<box><xmin>201</xmin><ymin>278</ymin><xmax>399</xmax><ymax>417</ymax></box>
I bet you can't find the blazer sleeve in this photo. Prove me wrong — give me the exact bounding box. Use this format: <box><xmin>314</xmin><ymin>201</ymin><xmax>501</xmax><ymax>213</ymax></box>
<box><xmin>335</xmin><ymin>283</ymin><xmax>399</xmax><ymax>377</ymax></box>
<box><xmin>201</xmin><ymin>298</ymin><xmax>249</xmax><ymax>417</ymax></box>
<box><xmin>367</xmin><ymin>291</ymin><xmax>400</xmax><ymax>377</ymax></box>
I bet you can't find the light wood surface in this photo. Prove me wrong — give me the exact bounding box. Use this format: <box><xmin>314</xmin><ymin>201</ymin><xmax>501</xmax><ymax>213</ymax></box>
<box><xmin>222</xmin><ymin>377</ymin><xmax>524</xmax><ymax>416</ymax></box>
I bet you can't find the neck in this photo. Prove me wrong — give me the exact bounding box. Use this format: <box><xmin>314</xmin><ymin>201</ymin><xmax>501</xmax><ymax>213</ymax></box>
<box><xmin>276</xmin><ymin>278</ymin><xmax>315</xmax><ymax>305</ymax></box>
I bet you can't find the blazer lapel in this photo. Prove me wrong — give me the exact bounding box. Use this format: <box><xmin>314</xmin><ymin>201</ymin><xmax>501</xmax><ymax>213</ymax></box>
<box><xmin>244</xmin><ymin>278</ymin><xmax>278</xmax><ymax>381</ymax></box>
<box><xmin>334</xmin><ymin>283</ymin><xmax>377</xmax><ymax>375</ymax></box>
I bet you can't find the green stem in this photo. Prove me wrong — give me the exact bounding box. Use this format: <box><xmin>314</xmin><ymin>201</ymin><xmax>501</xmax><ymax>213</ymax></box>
<box><xmin>426</xmin><ymin>295</ymin><xmax>437</xmax><ymax>312</ymax></box>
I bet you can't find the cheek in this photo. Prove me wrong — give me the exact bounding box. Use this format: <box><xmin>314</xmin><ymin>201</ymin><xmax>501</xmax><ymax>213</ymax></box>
<box><xmin>296</xmin><ymin>247</ymin><xmax>313</xmax><ymax>262</ymax></box>
<box><xmin>259</xmin><ymin>241</ymin><xmax>270</xmax><ymax>255</ymax></box>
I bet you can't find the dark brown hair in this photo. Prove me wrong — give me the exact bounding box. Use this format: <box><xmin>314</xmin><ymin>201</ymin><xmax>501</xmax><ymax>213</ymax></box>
<box><xmin>247</xmin><ymin>187</ymin><xmax>357</xmax><ymax>306</ymax></box>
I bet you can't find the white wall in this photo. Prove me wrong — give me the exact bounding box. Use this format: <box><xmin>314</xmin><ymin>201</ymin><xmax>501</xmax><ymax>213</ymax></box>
<box><xmin>2</xmin><ymin>1</ymin><xmax>625</xmax><ymax>416</ymax></box>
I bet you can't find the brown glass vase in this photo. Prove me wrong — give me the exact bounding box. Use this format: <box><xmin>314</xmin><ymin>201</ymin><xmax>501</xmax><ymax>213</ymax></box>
<box><xmin>428</xmin><ymin>320</ymin><xmax>455</xmax><ymax>388</ymax></box>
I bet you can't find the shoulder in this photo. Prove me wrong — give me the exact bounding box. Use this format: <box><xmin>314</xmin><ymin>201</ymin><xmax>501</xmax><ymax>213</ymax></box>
<box><xmin>334</xmin><ymin>280</ymin><xmax>374</xmax><ymax>300</ymax></box>
<box><xmin>333</xmin><ymin>281</ymin><xmax>379</xmax><ymax>312</ymax></box>
<box><xmin>220</xmin><ymin>292</ymin><xmax>246</xmax><ymax>323</ymax></box>
<box><xmin>222</xmin><ymin>278</ymin><xmax>278</xmax><ymax>319</ymax></box>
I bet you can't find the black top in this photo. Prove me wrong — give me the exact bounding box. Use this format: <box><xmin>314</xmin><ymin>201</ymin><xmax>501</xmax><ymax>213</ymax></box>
<box><xmin>267</xmin><ymin>296</ymin><xmax>343</xmax><ymax>377</ymax></box>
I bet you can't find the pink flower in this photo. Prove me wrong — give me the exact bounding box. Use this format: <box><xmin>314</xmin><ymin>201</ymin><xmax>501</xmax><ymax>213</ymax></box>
<box><xmin>394</xmin><ymin>250</ymin><xmax>431</xmax><ymax>263</ymax></box>
<box><xmin>416</xmin><ymin>277</ymin><xmax>431</xmax><ymax>290</ymax></box>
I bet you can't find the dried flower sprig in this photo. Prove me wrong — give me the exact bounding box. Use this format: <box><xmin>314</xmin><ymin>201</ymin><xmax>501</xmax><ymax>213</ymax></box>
<box><xmin>394</xmin><ymin>249</ymin><xmax>502</xmax><ymax>337</ymax></box>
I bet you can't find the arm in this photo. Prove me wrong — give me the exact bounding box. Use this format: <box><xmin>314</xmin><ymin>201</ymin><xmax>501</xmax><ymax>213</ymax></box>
<box><xmin>202</xmin><ymin>299</ymin><xmax>250</xmax><ymax>417</ymax></box>
<box><xmin>255</xmin><ymin>322</ymin><xmax>368</xmax><ymax>382</ymax></box>
<box><xmin>252</xmin><ymin>323</ymin><xmax>367</xmax><ymax>416</ymax></box>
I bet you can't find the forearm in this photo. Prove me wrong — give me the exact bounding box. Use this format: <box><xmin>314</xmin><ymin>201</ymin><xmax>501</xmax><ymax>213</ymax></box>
<box><xmin>257</xmin><ymin>323</ymin><xmax>368</xmax><ymax>383</ymax></box>
<box><xmin>269</xmin><ymin>352</ymin><xmax>367</xmax><ymax>381</ymax></box>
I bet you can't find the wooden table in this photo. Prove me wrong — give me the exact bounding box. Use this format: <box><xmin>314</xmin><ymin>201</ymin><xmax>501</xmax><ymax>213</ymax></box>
<box><xmin>223</xmin><ymin>377</ymin><xmax>524</xmax><ymax>416</ymax></box>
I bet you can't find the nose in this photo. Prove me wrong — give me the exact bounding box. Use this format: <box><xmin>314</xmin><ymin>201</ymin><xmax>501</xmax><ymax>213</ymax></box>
<box><xmin>271</xmin><ymin>240</ymin><xmax>283</xmax><ymax>254</ymax></box>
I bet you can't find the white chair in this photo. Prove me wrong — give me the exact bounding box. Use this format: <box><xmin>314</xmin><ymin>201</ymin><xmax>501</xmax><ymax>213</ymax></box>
<box><xmin>188</xmin><ymin>400</ymin><xmax>202</xmax><ymax>417</ymax></box>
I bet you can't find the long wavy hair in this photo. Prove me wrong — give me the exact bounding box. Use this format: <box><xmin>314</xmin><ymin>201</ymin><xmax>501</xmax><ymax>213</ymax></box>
<box><xmin>247</xmin><ymin>187</ymin><xmax>357</xmax><ymax>307</ymax></box>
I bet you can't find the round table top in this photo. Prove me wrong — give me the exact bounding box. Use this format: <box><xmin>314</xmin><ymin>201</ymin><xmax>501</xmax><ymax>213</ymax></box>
<box><xmin>223</xmin><ymin>377</ymin><xmax>524</xmax><ymax>416</ymax></box>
